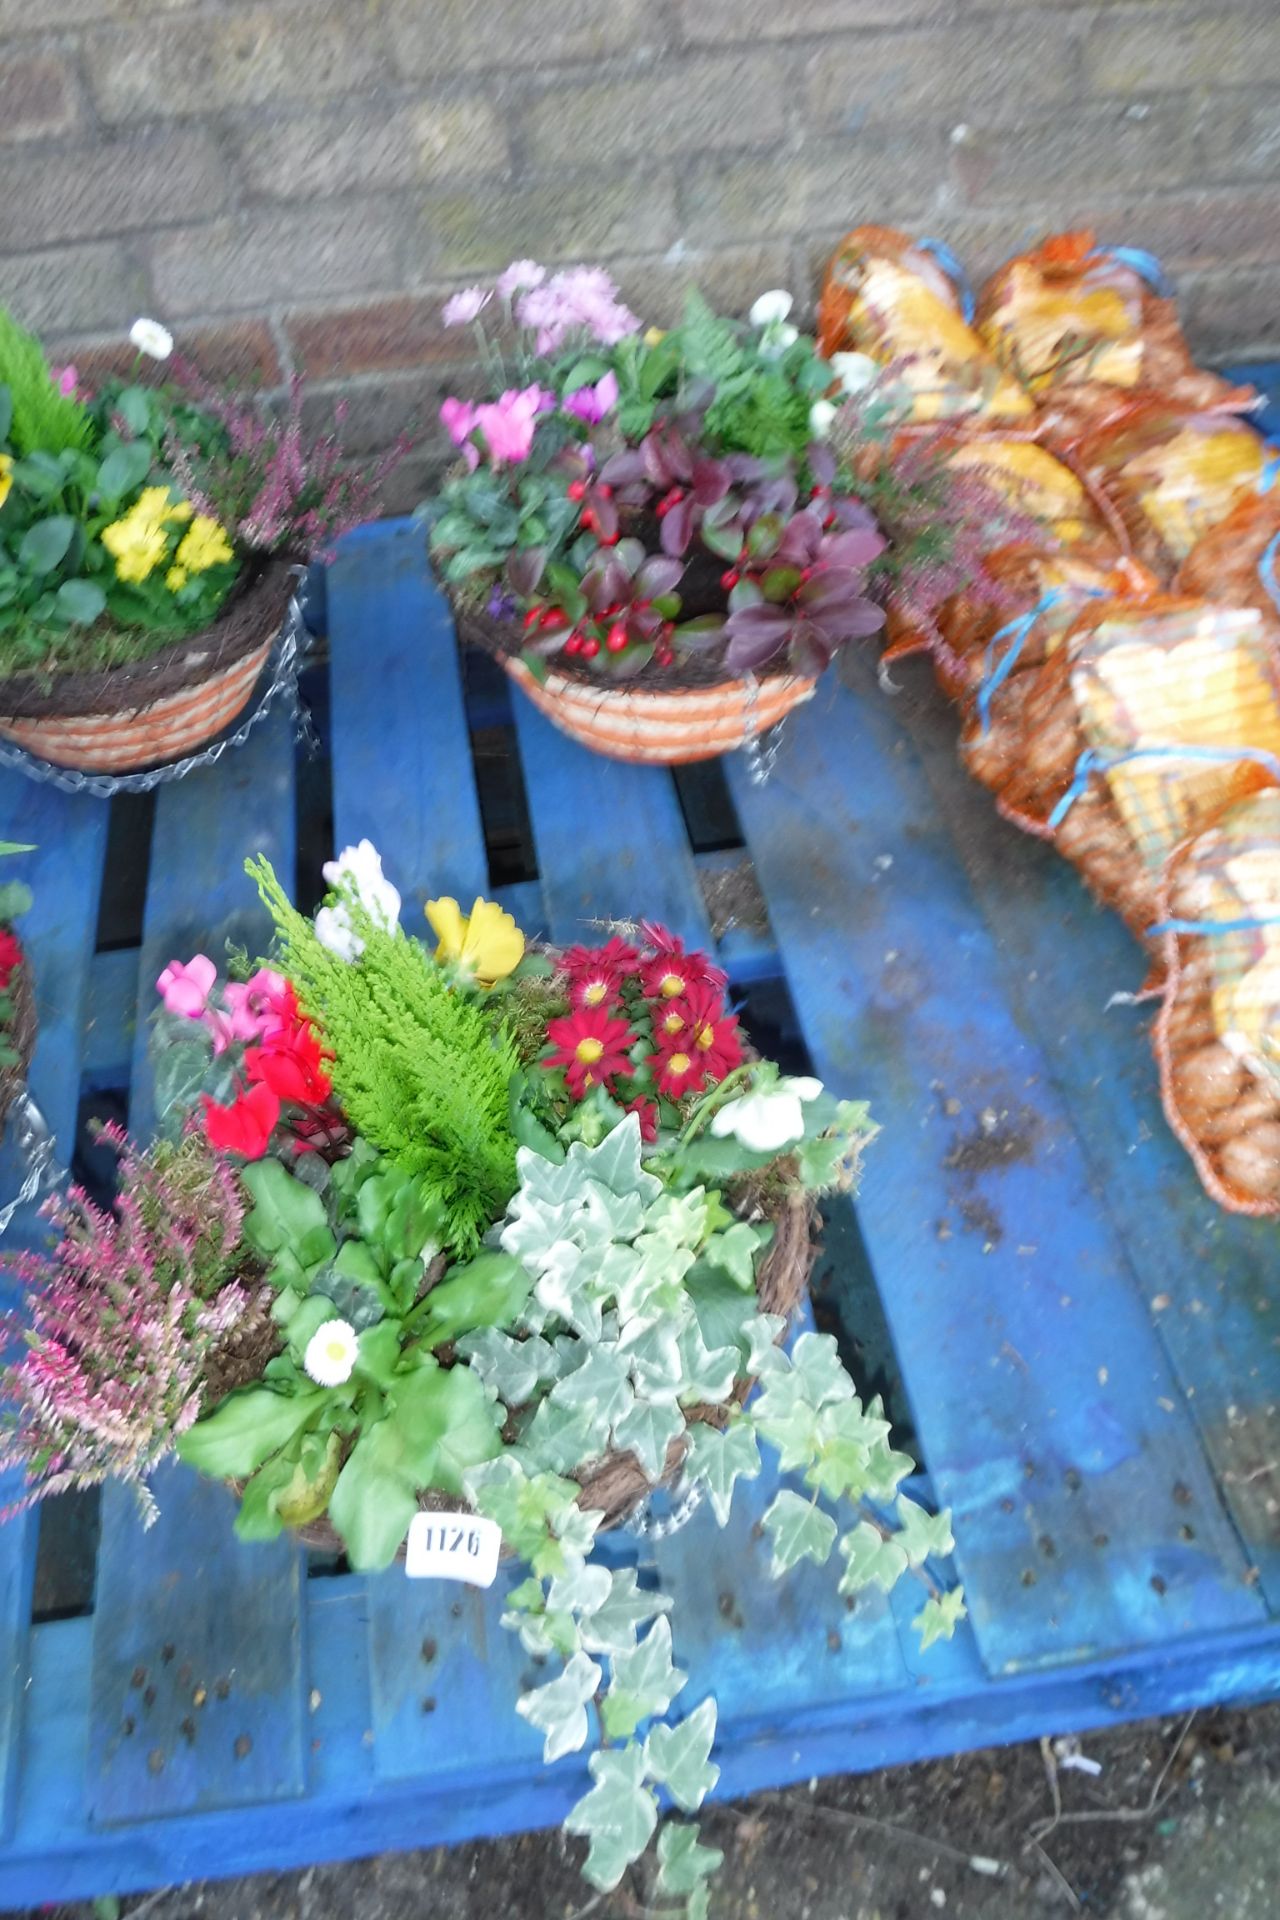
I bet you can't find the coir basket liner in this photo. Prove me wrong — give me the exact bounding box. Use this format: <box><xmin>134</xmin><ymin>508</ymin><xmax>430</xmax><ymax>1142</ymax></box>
<box><xmin>0</xmin><ymin>953</ymin><xmax>35</xmax><ymax>1140</ymax></box>
<box><xmin>451</xmin><ymin>591</ymin><xmax>816</xmax><ymax>768</ymax></box>
<box><xmin>0</xmin><ymin>561</ymin><xmax>293</xmax><ymax>775</ymax></box>
<box><xmin>283</xmin><ymin>1186</ymin><xmax>817</xmax><ymax>1558</ymax></box>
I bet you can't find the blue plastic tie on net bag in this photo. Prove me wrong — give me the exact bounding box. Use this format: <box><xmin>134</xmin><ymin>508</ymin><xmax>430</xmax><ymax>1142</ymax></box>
<box><xmin>1047</xmin><ymin>741</ymin><xmax>1280</xmax><ymax>833</ymax></box>
<box><xmin>974</xmin><ymin>585</ymin><xmax>1110</xmax><ymax>737</ymax></box>
<box><xmin>1260</xmin><ymin>446</ymin><xmax>1280</xmax><ymax>496</ymax></box>
<box><xmin>915</xmin><ymin>235</ymin><xmax>976</xmax><ymax>326</ymax></box>
<box><xmin>1260</xmin><ymin>531</ymin><xmax>1280</xmax><ymax>617</ymax></box>
<box><xmin>1088</xmin><ymin>244</ymin><xmax>1174</xmax><ymax>299</ymax></box>
<box><xmin>1147</xmin><ymin>910</ymin><xmax>1280</xmax><ymax>939</ymax></box>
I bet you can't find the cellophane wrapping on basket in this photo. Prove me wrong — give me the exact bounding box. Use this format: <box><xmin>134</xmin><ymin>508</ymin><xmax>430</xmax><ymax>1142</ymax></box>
<box><xmin>1156</xmin><ymin>788</ymin><xmax>1280</xmax><ymax>1211</ymax></box>
<box><xmin>817</xmin><ymin>224</ymin><xmax>1032</xmax><ymax>424</ymax></box>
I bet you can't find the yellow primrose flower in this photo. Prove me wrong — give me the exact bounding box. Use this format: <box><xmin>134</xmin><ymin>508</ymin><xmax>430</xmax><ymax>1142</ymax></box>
<box><xmin>102</xmin><ymin>511</ymin><xmax>169</xmax><ymax>583</ymax></box>
<box><xmin>175</xmin><ymin>514</ymin><xmax>234</xmax><ymax>575</ymax></box>
<box><xmin>643</xmin><ymin>327</ymin><xmax>667</xmax><ymax>348</ymax></box>
<box><xmin>0</xmin><ymin>454</ymin><xmax>12</xmax><ymax>511</ymax></box>
<box><xmin>132</xmin><ymin>485</ymin><xmax>192</xmax><ymax>529</ymax></box>
<box><xmin>426</xmin><ymin>895</ymin><xmax>525</xmax><ymax>986</ymax></box>
<box><xmin>166</xmin><ymin>564</ymin><xmax>188</xmax><ymax>592</ymax></box>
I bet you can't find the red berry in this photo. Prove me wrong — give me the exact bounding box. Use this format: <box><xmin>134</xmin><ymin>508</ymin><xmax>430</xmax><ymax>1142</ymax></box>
<box><xmin>567</xmin><ymin>479</ymin><xmax>588</xmax><ymax>502</ymax></box>
<box><xmin>522</xmin><ymin>608</ymin><xmax>541</xmax><ymax>629</ymax></box>
<box><xmin>606</xmin><ymin>622</ymin><xmax>629</xmax><ymax>653</ymax></box>
<box><xmin>563</xmin><ymin>634</ymin><xmax>583</xmax><ymax>655</ymax></box>
<box><xmin>597</xmin><ymin>482</ymin><xmax>613</xmax><ymax>499</ymax></box>
<box><xmin>540</xmin><ymin>608</ymin><xmax>567</xmax><ymax>629</ymax></box>
<box><xmin>581</xmin><ymin>508</ymin><xmax>596</xmax><ymax>531</ymax></box>
<box><xmin>655</xmin><ymin>498</ymin><xmax>672</xmax><ymax>519</ymax></box>
<box><xmin>581</xmin><ymin>636</ymin><xmax>601</xmax><ymax>659</ymax></box>
<box><xmin>720</xmin><ymin>569</ymin><xmax>739</xmax><ymax>590</ymax></box>
<box><xmin>600</xmin><ymin>529</ymin><xmax>619</xmax><ymax>546</ymax></box>
<box><xmin>823</xmin><ymin>513</ymin><xmax>836</xmax><ymax>530</ymax></box>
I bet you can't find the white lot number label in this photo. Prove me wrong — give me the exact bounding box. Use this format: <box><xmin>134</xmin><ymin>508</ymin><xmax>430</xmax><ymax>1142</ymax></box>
<box><xmin>405</xmin><ymin>1511</ymin><xmax>502</xmax><ymax>1587</ymax></box>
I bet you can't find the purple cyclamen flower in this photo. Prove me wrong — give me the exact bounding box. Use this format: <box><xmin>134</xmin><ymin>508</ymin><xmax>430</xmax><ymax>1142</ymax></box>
<box><xmin>443</xmin><ymin>286</ymin><xmax>493</xmax><ymax>327</ymax></box>
<box><xmin>496</xmin><ymin>260</ymin><xmax>546</xmax><ymax>300</ymax></box>
<box><xmin>563</xmin><ymin>369</ymin><xmax>619</xmax><ymax>425</ymax></box>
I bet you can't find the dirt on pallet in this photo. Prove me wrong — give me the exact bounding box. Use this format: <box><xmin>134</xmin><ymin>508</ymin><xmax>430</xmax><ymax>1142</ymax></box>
<box><xmin>24</xmin><ymin>1702</ymin><xmax>1280</xmax><ymax>1920</ymax></box>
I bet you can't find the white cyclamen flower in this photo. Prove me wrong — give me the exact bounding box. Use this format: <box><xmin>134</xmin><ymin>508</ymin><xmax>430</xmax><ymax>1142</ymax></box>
<box><xmin>322</xmin><ymin>839</ymin><xmax>402</xmax><ymax>932</ymax></box>
<box><xmin>710</xmin><ymin>1074</ymin><xmax>823</xmax><ymax>1155</ymax></box>
<box><xmin>809</xmin><ymin>398</ymin><xmax>838</xmax><ymax>439</ymax></box>
<box><xmin>313</xmin><ymin>903</ymin><xmax>363</xmax><ymax>963</ymax></box>
<box><xmin>758</xmin><ymin>321</ymin><xmax>799</xmax><ymax>361</ymax></box>
<box><xmin>129</xmin><ymin>317</ymin><xmax>173</xmax><ymax>361</ymax></box>
<box><xmin>303</xmin><ymin>1319</ymin><xmax>359</xmax><ymax>1388</ymax></box>
<box><xmin>830</xmin><ymin>351</ymin><xmax>880</xmax><ymax>395</ymax></box>
<box><xmin>749</xmin><ymin>289</ymin><xmax>794</xmax><ymax>328</ymax></box>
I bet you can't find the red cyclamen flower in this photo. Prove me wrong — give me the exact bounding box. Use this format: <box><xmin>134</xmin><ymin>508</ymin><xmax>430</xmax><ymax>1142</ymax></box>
<box><xmin>244</xmin><ymin>1020</ymin><xmax>332</xmax><ymax>1106</ymax></box>
<box><xmin>545</xmin><ymin>1007</ymin><xmax>636</xmax><ymax>1098</ymax></box>
<box><xmin>202</xmin><ymin>1082</ymin><xmax>281</xmax><ymax>1159</ymax></box>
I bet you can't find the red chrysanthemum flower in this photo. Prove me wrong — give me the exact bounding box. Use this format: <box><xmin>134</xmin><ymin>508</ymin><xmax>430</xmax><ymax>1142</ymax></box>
<box><xmin>671</xmin><ymin>980</ymin><xmax>744</xmax><ymax>1082</ymax></box>
<box><xmin>647</xmin><ymin>1043</ymin><xmax>709</xmax><ymax>1101</ymax></box>
<box><xmin>546</xmin><ymin>1006</ymin><xmax>637</xmax><ymax>1099</ymax></box>
<box><xmin>560</xmin><ymin>936</ymin><xmax>640</xmax><ymax>1010</ymax></box>
<box><xmin>653</xmin><ymin>997</ymin><xmax>692</xmax><ymax>1045</ymax></box>
<box><xmin>624</xmin><ymin>1094</ymin><xmax>660</xmax><ymax>1144</ymax></box>
<box><xmin>639</xmin><ymin>927</ymin><xmax>727</xmax><ymax>1002</ymax></box>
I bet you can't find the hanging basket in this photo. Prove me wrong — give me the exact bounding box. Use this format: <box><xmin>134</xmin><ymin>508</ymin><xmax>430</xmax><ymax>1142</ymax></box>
<box><xmin>0</xmin><ymin>562</ymin><xmax>293</xmax><ymax>775</ymax></box>
<box><xmin>0</xmin><ymin>950</ymin><xmax>36</xmax><ymax>1141</ymax></box>
<box><xmin>451</xmin><ymin>590</ymin><xmax>816</xmax><ymax>767</ymax></box>
<box><xmin>278</xmin><ymin>1186</ymin><xmax>817</xmax><ymax>1559</ymax></box>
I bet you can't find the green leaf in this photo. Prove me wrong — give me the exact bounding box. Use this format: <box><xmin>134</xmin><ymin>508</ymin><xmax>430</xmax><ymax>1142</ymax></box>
<box><xmin>576</xmin><ymin>1567</ymin><xmax>672</xmax><ymax>1656</ymax></box>
<box><xmin>551</xmin><ymin>1344</ymin><xmax>635</xmax><ymax>1429</ymax></box>
<box><xmin>115</xmin><ymin>385</ymin><xmax>153</xmax><ymax>435</ymax></box>
<box><xmin>686</xmin><ymin>1266</ymin><xmax>758</xmax><ymax>1356</ymax></box>
<box><xmin>284</xmin><ymin>1293</ymin><xmax>346</xmax><ymax>1361</ymax></box>
<box><xmin>913</xmin><ymin>1585</ymin><xmax>967</xmax><ymax>1651</ymax></box>
<box><xmin>19</xmin><ymin>514</ymin><xmax>74</xmax><ymax>575</ymax></box>
<box><xmin>0</xmin><ymin>386</ymin><xmax>12</xmax><ymax>446</ymax></box>
<box><xmin>176</xmin><ymin>1385</ymin><xmax>326</xmax><ymax>1480</ymax></box>
<box><xmin>644</xmin><ymin>1696</ymin><xmax>720</xmax><ymax>1813</ymax></box>
<box><xmin>836</xmin><ymin>1520</ymin><xmax>908</xmax><ymax>1596</ymax></box>
<box><xmin>565</xmin><ymin>1747</ymin><xmax>658</xmax><ymax>1893</ymax></box>
<box><xmin>702</xmin><ymin>1219</ymin><xmax>768</xmax><ymax>1291</ymax></box>
<box><xmin>790</xmin><ymin>1331</ymin><xmax>857</xmax><ymax>1410</ymax></box>
<box><xmin>515</xmin><ymin>1647</ymin><xmax>601</xmax><ymax>1763</ymax></box>
<box><xmin>327</xmin><ymin>1419</ymin><xmax>420</xmax><ymax>1569</ymax></box>
<box><xmin>656</xmin><ymin>1820</ymin><xmax>724</xmax><ymax>1899</ymax></box>
<box><xmin>354</xmin><ymin>1319</ymin><xmax>403</xmax><ymax>1390</ymax></box>
<box><xmin>415</xmin><ymin>1249</ymin><xmax>533</xmax><ymax>1345</ymax></box>
<box><xmin>241</xmin><ymin>1158</ymin><xmax>331</xmax><ymax>1261</ymax></box>
<box><xmin>96</xmin><ymin>440</ymin><xmax>152</xmax><ymax>502</ymax></box>
<box><xmin>53</xmin><ymin>577</ymin><xmax>106</xmax><ymax>624</ymax></box>
<box><xmin>601</xmin><ymin>1616</ymin><xmax>687</xmax><ymax>1740</ymax></box>
<box><xmin>683</xmin><ymin>1419</ymin><xmax>760</xmax><ymax>1525</ymax></box>
<box><xmin>804</xmin><ymin>1397</ymin><xmax>892</xmax><ymax>1501</ymax></box>
<box><xmin>894</xmin><ymin>1496</ymin><xmax>955</xmax><ymax>1568</ymax></box>
<box><xmin>458</xmin><ymin>1327</ymin><xmax>559</xmax><ymax>1407</ymax></box>
<box><xmin>761</xmin><ymin>1489</ymin><xmax>837</xmax><ymax>1577</ymax></box>
<box><xmin>675</xmin><ymin>1320</ymin><xmax>740</xmax><ymax>1405</ymax></box>
<box><xmin>237</xmin><ymin>1432</ymin><xmax>343</xmax><ymax>1540</ymax></box>
<box><xmin>389</xmin><ymin>1361</ymin><xmax>503</xmax><ymax>1495</ymax></box>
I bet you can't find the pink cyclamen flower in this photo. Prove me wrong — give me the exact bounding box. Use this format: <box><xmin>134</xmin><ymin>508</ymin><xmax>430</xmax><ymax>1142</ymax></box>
<box><xmin>474</xmin><ymin>386</ymin><xmax>555</xmax><ymax>467</ymax></box>
<box><xmin>51</xmin><ymin>364</ymin><xmax>80</xmax><ymax>398</ymax></box>
<box><xmin>496</xmin><ymin>260</ymin><xmax>546</xmax><ymax>300</ymax></box>
<box><xmin>563</xmin><ymin>369</ymin><xmax>619</xmax><ymax>425</ymax></box>
<box><xmin>222</xmin><ymin>969</ymin><xmax>292</xmax><ymax>1043</ymax></box>
<box><xmin>442</xmin><ymin>287</ymin><xmax>492</xmax><ymax>327</ymax></box>
<box><xmin>156</xmin><ymin>955</ymin><xmax>217</xmax><ymax>1019</ymax></box>
<box><xmin>439</xmin><ymin>396</ymin><xmax>481</xmax><ymax>470</ymax></box>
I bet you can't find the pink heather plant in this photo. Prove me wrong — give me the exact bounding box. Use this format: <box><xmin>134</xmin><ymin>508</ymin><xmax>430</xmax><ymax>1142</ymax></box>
<box><xmin>0</xmin><ymin>1128</ymin><xmax>257</xmax><ymax>1523</ymax></box>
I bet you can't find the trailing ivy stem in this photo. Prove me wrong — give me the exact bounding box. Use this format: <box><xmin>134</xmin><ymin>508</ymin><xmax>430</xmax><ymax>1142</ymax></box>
<box><xmin>677</xmin><ymin>1064</ymin><xmax>754</xmax><ymax>1147</ymax></box>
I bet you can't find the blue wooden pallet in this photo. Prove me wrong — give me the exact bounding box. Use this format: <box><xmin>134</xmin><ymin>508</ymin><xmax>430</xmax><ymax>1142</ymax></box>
<box><xmin>1</xmin><ymin>498</ymin><xmax>1280</xmax><ymax>1905</ymax></box>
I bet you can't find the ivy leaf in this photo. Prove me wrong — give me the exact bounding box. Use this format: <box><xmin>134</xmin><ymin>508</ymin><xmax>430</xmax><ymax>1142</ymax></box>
<box><xmin>837</xmin><ymin>1521</ymin><xmax>909</xmax><ymax>1596</ymax></box>
<box><xmin>457</xmin><ymin>1328</ymin><xmax>560</xmax><ymax>1407</ymax></box>
<box><xmin>619</xmin><ymin>1320</ymin><xmax>684</xmax><ymax>1404</ymax></box>
<box><xmin>464</xmin><ymin>1455</ymin><xmax>579</xmax><ymax>1561</ymax></box>
<box><xmin>790</xmin><ymin>1331</ymin><xmax>856</xmax><ymax>1410</ymax></box>
<box><xmin>761</xmin><ymin>1490</ymin><xmax>838</xmax><ymax>1577</ymax></box>
<box><xmin>612</xmin><ymin>1396</ymin><xmax>686</xmax><ymax>1481</ymax></box>
<box><xmin>741</xmin><ymin>1311</ymin><xmax>789</xmax><ymax>1376</ymax></box>
<box><xmin>862</xmin><ymin>1403</ymin><xmax>917</xmax><ymax>1500</ymax></box>
<box><xmin>895</xmin><ymin>1496</ymin><xmax>955</xmax><ymax>1568</ymax></box>
<box><xmin>515</xmin><ymin>1648</ymin><xmax>601</xmax><ymax>1763</ymax></box>
<box><xmin>655</xmin><ymin>1818</ymin><xmax>725</xmax><ymax>1895</ymax></box>
<box><xmin>644</xmin><ymin>1696</ymin><xmax>719</xmax><ymax>1813</ymax></box>
<box><xmin>682</xmin><ymin>1419</ymin><xmax>760</xmax><ymax>1525</ymax></box>
<box><xmin>687</xmin><ymin>1268</ymin><xmax>760</xmax><ymax>1356</ymax></box>
<box><xmin>521</xmin><ymin>1395</ymin><xmax>612</xmax><ymax>1475</ymax></box>
<box><xmin>676</xmin><ymin>1321</ymin><xmax>740</xmax><ymax>1406</ymax></box>
<box><xmin>567</xmin><ymin>1113</ymin><xmax>663</xmax><ymax>1203</ymax></box>
<box><xmin>703</xmin><ymin>1219</ymin><xmax>768</xmax><ymax>1290</ymax></box>
<box><xmin>565</xmin><ymin>1746</ymin><xmax>659</xmax><ymax>1892</ymax></box>
<box><xmin>550</xmin><ymin>1344</ymin><xmax>636</xmax><ymax>1429</ymax></box>
<box><xmin>914</xmin><ymin>1586</ymin><xmax>968</xmax><ymax>1652</ymax></box>
<box><xmin>601</xmin><ymin>1616</ymin><xmax>687</xmax><ymax>1740</ymax></box>
<box><xmin>751</xmin><ymin>1371</ymin><xmax>821</xmax><ymax>1472</ymax></box>
<box><xmin>545</xmin><ymin>1559</ymin><xmax>613</xmax><ymax>1622</ymax></box>
<box><xmin>577</xmin><ymin>1568</ymin><xmax>672</xmax><ymax>1656</ymax></box>
<box><xmin>804</xmin><ymin>1397</ymin><xmax>892</xmax><ymax>1501</ymax></box>
<box><xmin>532</xmin><ymin>1242</ymin><xmax>603</xmax><ymax>1342</ymax></box>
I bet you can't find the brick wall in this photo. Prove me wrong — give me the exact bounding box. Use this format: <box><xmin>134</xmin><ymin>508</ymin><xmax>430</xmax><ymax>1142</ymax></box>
<box><xmin>2</xmin><ymin>0</ymin><xmax>1278</xmax><ymax>508</ymax></box>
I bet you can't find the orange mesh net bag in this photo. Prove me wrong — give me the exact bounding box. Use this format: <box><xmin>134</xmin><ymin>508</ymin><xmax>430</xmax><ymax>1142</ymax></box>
<box><xmin>817</xmin><ymin>224</ymin><xmax>1032</xmax><ymax>425</ymax></box>
<box><xmin>1074</xmin><ymin>403</ymin><xmax>1272</xmax><ymax>575</ymax></box>
<box><xmin>1174</xmin><ymin>476</ymin><xmax>1280</xmax><ymax>618</ymax></box>
<box><xmin>976</xmin><ymin>231</ymin><xmax>1259</xmax><ymax>416</ymax></box>
<box><xmin>1154</xmin><ymin>787</ymin><xmax>1280</xmax><ymax>1212</ymax></box>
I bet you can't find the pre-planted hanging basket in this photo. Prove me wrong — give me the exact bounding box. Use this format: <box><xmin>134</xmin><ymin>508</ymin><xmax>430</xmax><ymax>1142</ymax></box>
<box><xmin>0</xmin><ymin>562</ymin><xmax>292</xmax><ymax>775</ymax></box>
<box><xmin>453</xmin><ymin>591</ymin><xmax>817</xmax><ymax>767</ymax></box>
<box><xmin>0</xmin><ymin>947</ymin><xmax>35</xmax><ymax>1138</ymax></box>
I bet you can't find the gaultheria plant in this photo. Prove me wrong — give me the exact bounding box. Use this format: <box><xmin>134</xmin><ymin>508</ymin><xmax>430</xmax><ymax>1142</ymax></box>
<box><xmin>0</xmin><ymin>1127</ymin><xmax>255</xmax><ymax>1523</ymax></box>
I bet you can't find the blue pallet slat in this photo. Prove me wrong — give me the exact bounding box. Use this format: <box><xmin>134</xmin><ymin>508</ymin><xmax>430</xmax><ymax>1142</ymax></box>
<box><xmin>724</xmin><ymin>677</ymin><xmax>1267</xmax><ymax>1674</ymax></box>
<box><xmin>82</xmin><ymin>947</ymin><xmax>140</xmax><ymax>1091</ymax></box>
<box><xmin>896</xmin><ymin>657</ymin><xmax>1280</xmax><ymax>1609</ymax></box>
<box><xmin>88</xmin><ymin>709</ymin><xmax>307</xmax><ymax>1825</ymax></box>
<box><xmin>1223</xmin><ymin>361</ymin><xmax>1280</xmax><ymax>441</ymax></box>
<box><xmin>0</xmin><ymin>772</ymin><xmax>108</xmax><ymax>1839</ymax></box>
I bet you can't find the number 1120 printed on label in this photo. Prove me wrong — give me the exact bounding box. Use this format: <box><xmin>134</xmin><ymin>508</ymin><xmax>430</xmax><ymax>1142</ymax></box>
<box><xmin>405</xmin><ymin>1511</ymin><xmax>502</xmax><ymax>1587</ymax></box>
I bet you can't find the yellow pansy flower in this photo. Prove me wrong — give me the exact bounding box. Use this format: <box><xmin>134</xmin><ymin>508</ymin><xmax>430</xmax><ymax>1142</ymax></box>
<box><xmin>426</xmin><ymin>895</ymin><xmax>525</xmax><ymax>986</ymax></box>
<box><xmin>0</xmin><ymin>454</ymin><xmax>12</xmax><ymax>511</ymax></box>
<box><xmin>166</xmin><ymin>564</ymin><xmax>188</xmax><ymax>592</ymax></box>
<box><xmin>175</xmin><ymin>514</ymin><xmax>234</xmax><ymax>574</ymax></box>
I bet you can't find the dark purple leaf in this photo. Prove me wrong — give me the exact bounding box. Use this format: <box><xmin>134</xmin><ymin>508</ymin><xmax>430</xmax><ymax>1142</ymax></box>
<box><xmin>674</xmin><ymin>614</ymin><xmax>728</xmax><ymax>653</ymax></box>
<box><xmin>663</xmin><ymin>429</ymin><xmax>694</xmax><ymax>483</ymax></box>
<box><xmin>725</xmin><ymin>620</ymin><xmax>790</xmax><ymax>673</ymax></box>
<box><xmin>600</xmin><ymin>555</ymin><xmax>629</xmax><ymax>604</ymax></box>
<box><xmin>828</xmin><ymin>495</ymin><xmax>879</xmax><ymax>533</ymax></box>
<box><xmin>636</xmin><ymin>554</ymin><xmax>683</xmax><ymax>598</ymax></box>
<box><xmin>506</xmin><ymin>546</ymin><xmax>546</xmax><ymax>597</ymax></box>
<box><xmin>725</xmin><ymin>454</ymin><xmax>769</xmax><ymax>484</ymax></box>
<box><xmin>808</xmin><ymin>444</ymin><xmax>837</xmax><ymax>488</ymax></box>
<box><xmin>791</xmin><ymin>623</ymin><xmax>834</xmax><ymax>678</ymax></box>
<box><xmin>821</xmin><ymin>527</ymin><xmax>886</xmax><ymax>569</ymax></box>
<box><xmin>592</xmin><ymin>491</ymin><xmax>619</xmax><ymax>541</ymax></box>
<box><xmin>601</xmin><ymin>449</ymin><xmax>647</xmax><ymax>486</ymax></box>
<box><xmin>582</xmin><ymin>564</ymin><xmax>611</xmax><ymax>615</ymax></box>
<box><xmin>643</xmin><ymin>433</ymin><xmax>673</xmax><ymax>490</ymax></box>
<box><xmin>632</xmin><ymin>603</ymin><xmax>663</xmax><ymax>637</ymax></box>
<box><xmin>661</xmin><ymin>494</ymin><xmax>694</xmax><ymax>556</ymax></box>
<box><xmin>725</xmin><ymin>603</ymin><xmax>792</xmax><ymax>642</ymax></box>
<box><xmin>800</xmin><ymin>590</ymin><xmax>885</xmax><ymax>643</ymax></box>
<box><xmin>691</xmin><ymin>459</ymin><xmax>731</xmax><ymax>507</ymax></box>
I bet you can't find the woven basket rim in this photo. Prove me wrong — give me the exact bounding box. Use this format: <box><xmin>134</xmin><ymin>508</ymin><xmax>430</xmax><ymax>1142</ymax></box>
<box><xmin>0</xmin><ymin>559</ymin><xmax>294</xmax><ymax>721</ymax></box>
